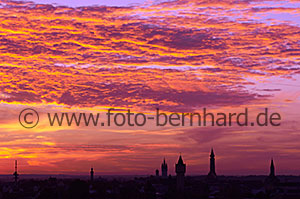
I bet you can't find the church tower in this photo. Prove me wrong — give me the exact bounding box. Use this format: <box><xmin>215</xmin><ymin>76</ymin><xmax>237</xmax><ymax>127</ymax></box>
<box><xmin>13</xmin><ymin>160</ymin><xmax>19</xmax><ymax>184</ymax></box>
<box><xmin>90</xmin><ymin>167</ymin><xmax>94</xmax><ymax>182</ymax></box>
<box><xmin>207</xmin><ymin>148</ymin><xmax>217</xmax><ymax>180</ymax></box>
<box><xmin>175</xmin><ymin>155</ymin><xmax>186</xmax><ymax>192</ymax></box>
<box><xmin>161</xmin><ymin>158</ymin><xmax>168</xmax><ymax>177</ymax></box>
<box><xmin>266</xmin><ymin>158</ymin><xmax>279</xmax><ymax>182</ymax></box>
<box><xmin>269</xmin><ymin>158</ymin><xmax>275</xmax><ymax>177</ymax></box>
<box><xmin>264</xmin><ymin>158</ymin><xmax>279</xmax><ymax>192</ymax></box>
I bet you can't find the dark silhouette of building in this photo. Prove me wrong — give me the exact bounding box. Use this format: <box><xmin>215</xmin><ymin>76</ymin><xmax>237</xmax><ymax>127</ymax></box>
<box><xmin>270</xmin><ymin>158</ymin><xmax>275</xmax><ymax>177</ymax></box>
<box><xmin>4</xmin><ymin>152</ymin><xmax>300</xmax><ymax>199</ymax></box>
<box><xmin>265</xmin><ymin>158</ymin><xmax>280</xmax><ymax>193</ymax></box>
<box><xmin>13</xmin><ymin>160</ymin><xmax>19</xmax><ymax>184</ymax></box>
<box><xmin>90</xmin><ymin>167</ymin><xmax>94</xmax><ymax>182</ymax></box>
<box><xmin>68</xmin><ymin>179</ymin><xmax>89</xmax><ymax>199</ymax></box>
<box><xmin>155</xmin><ymin>169</ymin><xmax>159</xmax><ymax>177</ymax></box>
<box><xmin>161</xmin><ymin>158</ymin><xmax>168</xmax><ymax>177</ymax></box>
<box><xmin>207</xmin><ymin>148</ymin><xmax>217</xmax><ymax>180</ymax></box>
<box><xmin>175</xmin><ymin>154</ymin><xmax>186</xmax><ymax>192</ymax></box>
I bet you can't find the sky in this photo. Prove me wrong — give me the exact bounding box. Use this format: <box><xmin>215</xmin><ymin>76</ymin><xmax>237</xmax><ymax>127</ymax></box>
<box><xmin>0</xmin><ymin>0</ymin><xmax>299</xmax><ymax>176</ymax></box>
<box><xmin>28</xmin><ymin>0</ymin><xmax>148</xmax><ymax>7</ymax></box>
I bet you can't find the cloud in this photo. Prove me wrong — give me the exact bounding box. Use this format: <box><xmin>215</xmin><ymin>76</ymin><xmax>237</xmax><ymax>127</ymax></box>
<box><xmin>0</xmin><ymin>0</ymin><xmax>299</xmax><ymax>109</ymax></box>
<box><xmin>0</xmin><ymin>0</ymin><xmax>299</xmax><ymax>175</ymax></box>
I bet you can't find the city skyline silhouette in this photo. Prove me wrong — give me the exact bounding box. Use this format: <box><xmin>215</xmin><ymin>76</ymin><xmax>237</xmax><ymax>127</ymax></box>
<box><xmin>9</xmin><ymin>149</ymin><xmax>283</xmax><ymax>178</ymax></box>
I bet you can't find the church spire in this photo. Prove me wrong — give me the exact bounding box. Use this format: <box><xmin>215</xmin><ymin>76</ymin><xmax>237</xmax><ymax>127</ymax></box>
<box><xmin>269</xmin><ymin>158</ymin><xmax>275</xmax><ymax>177</ymax></box>
<box><xmin>207</xmin><ymin>148</ymin><xmax>217</xmax><ymax>180</ymax></box>
<box><xmin>175</xmin><ymin>154</ymin><xmax>186</xmax><ymax>192</ymax></box>
<box><xmin>161</xmin><ymin>158</ymin><xmax>168</xmax><ymax>177</ymax></box>
<box><xmin>13</xmin><ymin>160</ymin><xmax>19</xmax><ymax>184</ymax></box>
<box><xmin>264</xmin><ymin>158</ymin><xmax>279</xmax><ymax>191</ymax></box>
<box><xmin>178</xmin><ymin>155</ymin><xmax>184</xmax><ymax>165</ymax></box>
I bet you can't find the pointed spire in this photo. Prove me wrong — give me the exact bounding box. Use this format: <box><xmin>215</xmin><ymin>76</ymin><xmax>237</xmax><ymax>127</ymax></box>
<box><xmin>210</xmin><ymin>148</ymin><xmax>215</xmax><ymax>157</ymax></box>
<box><xmin>13</xmin><ymin>160</ymin><xmax>19</xmax><ymax>184</ymax></box>
<box><xmin>270</xmin><ymin>158</ymin><xmax>275</xmax><ymax>177</ymax></box>
<box><xmin>161</xmin><ymin>157</ymin><xmax>168</xmax><ymax>177</ymax></box>
<box><xmin>175</xmin><ymin>154</ymin><xmax>186</xmax><ymax>192</ymax></box>
<box><xmin>207</xmin><ymin>148</ymin><xmax>217</xmax><ymax>180</ymax></box>
<box><xmin>265</xmin><ymin>158</ymin><xmax>279</xmax><ymax>186</ymax></box>
<box><xmin>178</xmin><ymin>154</ymin><xmax>184</xmax><ymax>164</ymax></box>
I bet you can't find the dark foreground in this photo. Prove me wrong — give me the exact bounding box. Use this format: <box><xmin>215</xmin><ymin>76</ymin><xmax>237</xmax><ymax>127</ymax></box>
<box><xmin>1</xmin><ymin>175</ymin><xmax>300</xmax><ymax>199</ymax></box>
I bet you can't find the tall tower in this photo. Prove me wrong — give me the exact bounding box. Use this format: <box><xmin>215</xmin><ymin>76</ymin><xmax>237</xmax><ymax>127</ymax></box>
<box><xmin>175</xmin><ymin>155</ymin><xmax>186</xmax><ymax>192</ymax></box>
<box><xmin>90</xmin><ymin>167</ymin><xmax>94</xmax><ymax>182</ymax></box>
<box><xmin>161</xmin><ymin>158</ymin><xmax>168</xmax><ymax>177</ymax></box>
<box><xmin>269</xmin><ymin>158</ymin><xmax>275</xmax><ymax>177</ymax></box>
<box><xmin>13</xmin><ymin>160</ymin><xmax>19</xmax><ymax>184</ymax></box>
<box><xmin>265</xmin><ymin>158</ymin><xmax>279</xmax><ymax>192</ymax></box>
<box><xmin>207</xmin><ymin>148</ymin><xmax>217</xmax><ymax>180</ymax></box>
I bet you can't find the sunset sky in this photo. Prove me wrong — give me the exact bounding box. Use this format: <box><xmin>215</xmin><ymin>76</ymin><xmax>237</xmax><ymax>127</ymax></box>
<box><xmin>0</xmin><ymin>0</ymin><xmax>299</xmax><ymax>176</ymax></box>
<box><xmin>30</xmin><ymin>0</ymin><xmax>147</xmax><ymax>7</ymax></box>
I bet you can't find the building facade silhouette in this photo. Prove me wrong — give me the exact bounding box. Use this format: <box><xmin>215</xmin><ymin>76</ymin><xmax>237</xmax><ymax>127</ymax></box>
<box><xmin>175</xmin><ymin>155</ymin><xmax>186</xmax><ymax>192</ymax></box>
<box><xmin>161</xmin><ymin>158</ymin><xmax>168</xmax><ymax>177</ymax></box>
<box><xmin>155</xmin><ymin>169</ymin><xmax>159</xmax><ymax>177</ymax></box>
